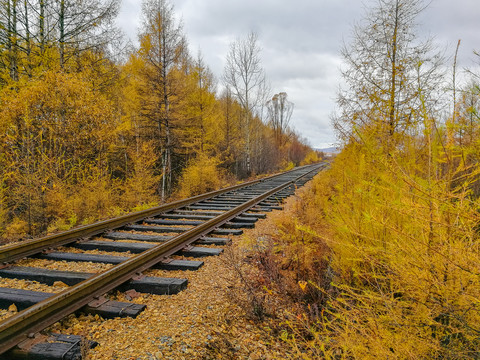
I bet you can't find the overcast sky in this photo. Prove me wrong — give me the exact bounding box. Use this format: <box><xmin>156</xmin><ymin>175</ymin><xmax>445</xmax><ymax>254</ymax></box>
<box><xmin>116</xmin><ymin>0</ymin><xmax>479</xmax><ymax>149</ymax></box>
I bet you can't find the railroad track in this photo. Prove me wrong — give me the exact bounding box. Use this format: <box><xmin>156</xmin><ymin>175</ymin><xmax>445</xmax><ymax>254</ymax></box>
<box><xmin>0</xmin><ymin>163</ymin><xmax>324</xmax><ymax>359</ymax></box>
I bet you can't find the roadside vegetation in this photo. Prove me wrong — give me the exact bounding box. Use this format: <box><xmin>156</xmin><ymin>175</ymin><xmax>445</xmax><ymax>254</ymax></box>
<box><xmin>229</xmin><ymin>0</ymin><xmax>480</xmax><ymax>358</ymax></box>
<box><xmin>0</xmin><ymin>0</ymin><xmax>318</xmax><ymax>242</ymax></box>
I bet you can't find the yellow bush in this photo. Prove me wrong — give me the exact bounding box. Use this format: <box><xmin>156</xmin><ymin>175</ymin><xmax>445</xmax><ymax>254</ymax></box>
<box><xmin>121</xmin><ymin>142</ymin><xmax>160</xmax><ymax>208</ymax></box>
<box><xmin>3</xmin><ymin>218</ymin><xmax>29</xmax><ymax>241</ymax></box>
<box><xmin>300</xmin><ymin>150</ymin><xmax>322</xmax><ymax>165</ymax></box>
<box><xmin>47</xmin><ymin>214</ymin><xmax>78</xmax><ymax>233</ymax></box>
<box><xmin>275</xmin><ymin>136</ymin><xmax>480</xmax><ymax>358</ymax></box>
<box><xmin>0</xmin><ymin>71</ymin><xmax>119</xmax><ymax>238</ymax></box>
<box><xmin>281</xmin><ymin>161</ymin><xmax>295</xmax><ymax>171</ymax></box>
<box><xmin>70</xmin><ymin>167</ymin><xmax>118</xmax><ymax>222</ymax></box>
<box><xmin>177</xmin><ymin>154</ymin><xmax>228</xmax><ymax>198</ymax></box>
<box><xmin>43</xmin><ymin>163</ymin><xmax>120</xmax><ymax>233</ymax></box>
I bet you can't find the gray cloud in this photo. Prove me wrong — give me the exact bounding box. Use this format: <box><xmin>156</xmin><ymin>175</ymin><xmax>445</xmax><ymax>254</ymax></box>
<box><xmin>117</xmin><ymin>0</ymin><xmax>142</xmax><ymax>41</ymax></box>
<box><xmin>117</xmin><ymin>0</ymin><xmax>480</xmax><ymax>148</ymax></box>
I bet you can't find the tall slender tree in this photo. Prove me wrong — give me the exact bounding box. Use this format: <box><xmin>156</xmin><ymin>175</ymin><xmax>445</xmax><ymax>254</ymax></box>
<box><xmin>333</xmin><ymin>0</ymin><xmax>444</xmax><ymax>146</ymax></box>
<box><xmin>138</xmin><ymin>0</ymin><xmax>187</xmax><ymax>200</ymax></box>
<box><xmin>53</xmin><ymin>0</ymin><xmax>120</xmax><ymax>69</ymax></box>
<box><xmin>180</xmin><ymin>53</ymin><xmax>217</xmax><ymax>155</ymax></box>
<box><xmin>267</xmin><ymin>92</ymin><xmax>294</xmax><ymax>146</ymax></box>
<box><xmin>0</xmin><ymin>0</ymin><xmax>19</xmax><ymax>81</ymax></box>
<box><xmin>223</xmin><ymin>31</ymin><xmax>267</xmax><ymax>176</ymax></box>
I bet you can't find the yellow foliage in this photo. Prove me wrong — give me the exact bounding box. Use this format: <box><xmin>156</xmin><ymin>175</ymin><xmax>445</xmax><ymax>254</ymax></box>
<box><xmin>271</xmin><ymin>133</ymin><xmax>480</xmax><ymax>358</ymax></box>
<box><xmin>47</xmin><ymin>215</ymin><xmax>78</xmax><ymax>233</ymax></box>
<box><xmin>298</xmin><ymin>280</ymin><xmax>308</xmax><ymax>292</ymax></box>
<box><xmin>281</xmin><ymin>161</ymin><xmax>295</xmax><ymax>171</ymax></box>
<box><xmin>300</xmin><ymin>150</ymin><xmax>322</xmax><ymax>165</ymax></box>
<box><xmin>3</xmin><ymin>218</ymin><xmax>29</xmax><ymax>241</ymax></box>
<box><xmin>177</xmin><ymin>154</ymin><xmax>228</xmax><ymax>198</ymax></box>
<box><xmin>121</xmin><ymin>142</ymin><xmax>160</xmax><ymax>209</ymax></box>
<box><xmin>0</xmin><ymin>69</ymin><xmax>163</xmax><ymax>239</ymax></box>
<box><xmin>44</xmin><ymin>164</ymin><xmax>119</xmax><ymax>233</ymax></box>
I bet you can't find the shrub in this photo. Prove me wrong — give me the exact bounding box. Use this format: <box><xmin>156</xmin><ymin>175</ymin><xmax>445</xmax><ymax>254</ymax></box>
<box><xmin>300</xmin><ymin>150</ymin><xmax>322</xmax><ymax>165</ymax></box>
<box><xmin>121</xmin><ymin>142</ymin><xmax>160</xmax><ymax>209</ymax></box>
<box><xmin>177</xmin><ymin>154</ymin><xmax>228</xmax><ymax>198</ymax></box>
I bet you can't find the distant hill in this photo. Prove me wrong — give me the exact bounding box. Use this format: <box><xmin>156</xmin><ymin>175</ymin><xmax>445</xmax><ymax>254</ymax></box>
<box><xmin>315</xmin><ymin>146</ymin><xmax>340</xmax><ymax>154</ymax></box>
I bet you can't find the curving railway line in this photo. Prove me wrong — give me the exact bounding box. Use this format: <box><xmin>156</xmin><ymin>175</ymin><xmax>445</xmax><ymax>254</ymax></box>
<box><xmin>0</xmin><ymin>163</ymin><xmax>324</xmax><ymax>359</ymax></box>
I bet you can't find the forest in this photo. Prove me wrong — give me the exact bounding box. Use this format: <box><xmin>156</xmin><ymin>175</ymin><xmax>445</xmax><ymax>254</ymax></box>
<box><xmin>0</xmin><ymin>0</ymin><xmax>318</xmax><ymax>241</ymax></box>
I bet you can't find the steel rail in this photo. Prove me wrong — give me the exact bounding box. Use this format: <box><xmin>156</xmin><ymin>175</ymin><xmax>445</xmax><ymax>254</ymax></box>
<box><xmin>0</xmin><ymin>165</ymin><xmax>322</xmax><ymax>354</ymax></box>
<box><xmin>0</xmin><ymin>164</ymin><xmax>320</xmax><ymax>264</ymax></box>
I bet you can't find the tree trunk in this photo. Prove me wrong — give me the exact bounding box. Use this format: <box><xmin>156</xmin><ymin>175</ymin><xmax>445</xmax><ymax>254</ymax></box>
<box><xmin>388</xmin><ymin>0</ymin><xmax>399</xmax><ymax>138</ymax></box>
<box><xmin>24</xmin><ymin>0</ymin><xmax>31</xmax><ymax>76</ymax></box>
<box><xmin>39</xmin><ymin>0</ymin><xmax>45</xmax><ymax>54</ymax></box>
<box><xmin>7</xmin><ymin>0</ymin><xmax>19</xmax><ymax>81</ymax></box>
<box><xmin>59</xmin><ymin>0</ymin><xmax>65</xmax><ymax>68</ymax></box>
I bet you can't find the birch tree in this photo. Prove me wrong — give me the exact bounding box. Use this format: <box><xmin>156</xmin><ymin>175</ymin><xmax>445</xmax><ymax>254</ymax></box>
<box><xmin>267</xmin><ymin>92</ymin><xmax>294</xmax><ymax>146</ymax></box>
<box><xmin>223</xmin><ymin>31</ymin><xmax>267</xmax><ymax>176</ymax></box>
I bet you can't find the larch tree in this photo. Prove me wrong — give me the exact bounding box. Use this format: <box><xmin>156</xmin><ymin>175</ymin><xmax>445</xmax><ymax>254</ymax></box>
<box><xmin>137</xmin><ymin>0</ymin><xmax>187</xmax><ymax>200</ymax></box>
<box><xmin>0</xmin><ymin>0</ymin><xmax>120</xmax><ymax>82</ymax></box>
<box><xmin>189</xmin><ymin>54</ymin><xmax>218</xmax><ymax>155</ymax></box>
<box><xmin>53</xmin><ymin>0</ymin><xmax>120</xmax><ymax>69</ymax></box>
<box><xmin>0</xmin><ymin>0</ymin><xmax>19</xmax><ymax>82</ymax></box>
<box><xmin>218</xmin><ymin>86</ymin><xmax>243</xmax><ymax>175</ymax></box>
<box><xmin>176</xmin><ymin>53</ymin><xmax>218</xmax><ymax>157</ymax></box>
<box><xmin>223</xmin><ymin>31</ymin><xmax>268</xmax><ymax>176</ymax></box>
<box><xmin>333</xmin><ymin>0</ymin><xmax>444</xmax><ymax>147</ymax></box>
